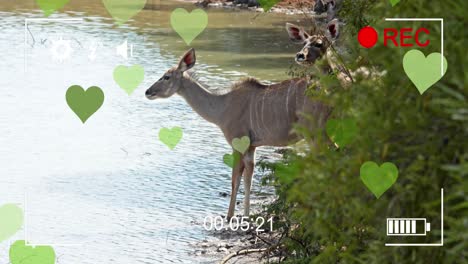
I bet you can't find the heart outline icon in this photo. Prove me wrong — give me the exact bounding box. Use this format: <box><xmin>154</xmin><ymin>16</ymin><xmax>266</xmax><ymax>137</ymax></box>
<box><xmin>258</xmin><ymin>0</ymin><xmax>281</xmax><ymax>12</ymax></box>
<box><xmin>66</xmin><ymin>85</ymin><xmax>105</xmax><ymax>123</ymax></box>
<box><xmin>360</xmin><ymin>161</ymin><xmax>398</xmax><ymax>199</ymax></box>
<box><xmin>102</xmin><ymin>0</ymin><xmax>147</xmax><ymax>25</ymax></box>
<box><xmin>325</xmin><ymin>118</ymin><xmax>358</xmax><ymax>148</ymax></box>
<box><xmin>36</xmin><ymin>0</ymin><xmax>70</xmax><ymax>17</ymax></box>
<box><xmin>389</xmin><ymin>0</ymin><xmax>400</xmax><ymax>6</ymax></box>
<box><xmin>0</xmin><ymin>204</ymin><xmax>23</xmax><ymax>243</ymax></box>
<box><xmin>113</xmin><ymin>65</ymin><xmax>145</xmax><ymax>95</ymax></box>
<box><xmin>223</xmin><ymin>152</ymin><xmax>241</xmax><ymax>168</ymax></box>
<box><xmin>403</xmin><ymin>49</ymin><xmax>448</xmax><ymax>94</ymax></box>
<box><xmin>9</xmin><ymin>240</ymin><xmax>55</xmax><ymax>264</ymax></box>
<box><xmin>232</xmin><ymin>136</ymin><xmax>250</xmax><ymax>155</ymax></box>
<box><xmin>159</xmin><ymin>127</ymin><xmax>183</xmax><ymax>150</ymax></box>
<box><xmin>171</xmin><ymin>8</ymin><xmax>208</xmax><ymax>45</ymax></box>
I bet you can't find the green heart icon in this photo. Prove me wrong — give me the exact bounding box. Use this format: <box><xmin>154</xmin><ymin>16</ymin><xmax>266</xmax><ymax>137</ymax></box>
<box><xmin>0</xmin><ymin>204</ymin><xmax>23</xmax><ymax>243</ymax></box>
<box><xmin>9</xmin><ymin>240</ymin><xmax>55</xmax><ymax>264</ymax></box>
<box><xmin>360</xmin><ymin>161</ymin><xmax>398</xmax><ymax>199</ymax></box>
<box><xmin>403</xmin><ymin>49</ymin><xmax>448</xmax><ymax>94</ymax></box>
<box><xmin>66</xmin><ymin>85</ymin><xmax>105</xmax><ymax>123</ymax></box>
<box><xmin>36</xmin><ymin>0</ymin><xmax>70</xmax><ymax>17</ymax></box>
<box><xmin>232</xmin><ymin>136</ymin><xmax>250</xmax><ymax>155</ymax></box>
<box><xmin>223</xmin><ymin>152</ymin><xmax>241</xmax><ymax>168</ymax></box>
<box><xmin>102</xmin><ymin>0</ymin><xmax>147</xmax><ymax>25</ymax></box>
<box><xmin>171</xmin><ymin>8</ymin><xmax>208</xmax><ymax>45</ymax></box>
<box><xmin>113</xmin><ymin>65</ymin><xmax>145</xmax><ymax>95</ymax></box>
<box><xmin>159</xmin><ymin>127</ymin><xmax>183</xmax><ymax>150</ymax></box>
<box><xmin>258</xmin><ymin>0</ymin><xmax>281</xmax><ymax>12</ymax></box>
<box><xmin>326</xmin><ymin>118</ymin><xmax>358</xmax><ymax>148</ymax></box>
<box><xmin>389</xmin><ymin>0</ymin><xmax>400</xmax><ymax>6</ymax></box>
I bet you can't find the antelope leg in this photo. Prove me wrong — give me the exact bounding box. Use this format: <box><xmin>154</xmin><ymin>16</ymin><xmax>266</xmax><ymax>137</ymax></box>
<box><xmin>227</xmin><ymin>155</ymin><xmax>245</xmax><ymax>220</ymax></box>
<box><xmin>243</xmin><ymin>147</ymin><xmax>256</xmax><ymax>216</ymax></box>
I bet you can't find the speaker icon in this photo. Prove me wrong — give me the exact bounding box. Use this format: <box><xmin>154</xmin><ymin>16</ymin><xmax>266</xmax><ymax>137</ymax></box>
<box><xmin>116</xmin><ymin>40</ymin><xmax>133</xmax><ymax>59</ymax></box>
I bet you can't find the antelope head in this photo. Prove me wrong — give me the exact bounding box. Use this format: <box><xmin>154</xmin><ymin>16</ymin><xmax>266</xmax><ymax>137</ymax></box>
<box><xmin>145</xmin><ymin>48</ymin><xmax>196</xmax><ymax>100</ymax></box>
<box><xmin>286</xmin><ymin>0</ymin><xmax>339</xmax><ymax>66</ymax></box>
<box><xmin>286</xmin><ymin>19</ymin><xmax>339</xmax><ymax>66</ymax></box>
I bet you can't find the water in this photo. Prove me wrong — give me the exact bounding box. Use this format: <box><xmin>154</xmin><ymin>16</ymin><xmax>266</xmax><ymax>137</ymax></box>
<box><xmin>0</xmin><ymin>1</ymin><xmax>306</xmax><ymax>263</ymax></box>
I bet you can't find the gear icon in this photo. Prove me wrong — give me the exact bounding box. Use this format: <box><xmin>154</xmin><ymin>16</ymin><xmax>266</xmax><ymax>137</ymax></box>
<box><xmin>50</xmin><ymin>37</ymin><xmax>73</xmax><ymax>62</ymax></box>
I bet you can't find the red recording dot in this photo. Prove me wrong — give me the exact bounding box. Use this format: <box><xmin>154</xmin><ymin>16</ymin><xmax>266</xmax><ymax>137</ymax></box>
<box><xmin>358</xmin><ymin>26</ymin><xmax>378</xmax><ymax>48</ymax></box>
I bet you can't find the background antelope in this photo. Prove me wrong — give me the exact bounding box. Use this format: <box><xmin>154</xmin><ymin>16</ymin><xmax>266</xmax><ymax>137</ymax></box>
<box><xmin>145</xmin><ymin>49</ymin><xmax>331</xmax><ymax>219</ymax></box>
<box><xmin>287</xmin><ymin>0</ymin><xmax>384</xmax><ymax>86</ymax></box>
<box><xmin>286</xmin><ymin>19</ymin><xmax>356</xmax><ymax>87</ymax></box>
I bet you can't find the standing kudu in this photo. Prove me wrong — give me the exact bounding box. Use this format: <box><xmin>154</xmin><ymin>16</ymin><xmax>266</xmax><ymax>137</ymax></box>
<box><xmin>145</xmin><ymin>49</ymin><xmax>332</xmax><ymax>219</ymax></box>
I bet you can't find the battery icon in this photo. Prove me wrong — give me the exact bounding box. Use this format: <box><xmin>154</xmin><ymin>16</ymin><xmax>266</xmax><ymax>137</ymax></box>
<box><xmin>387</xmin><ymin>218</ymin><xmax>431</xmax><ymax>236</ymax></box>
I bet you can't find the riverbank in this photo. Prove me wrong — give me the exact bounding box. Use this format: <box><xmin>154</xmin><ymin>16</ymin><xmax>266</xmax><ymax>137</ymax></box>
<box><xmin>187</xmin><ymin>0</ymin><xmax>319</xmax><ymax>15</ymax></box>
<box><xmin>191</xmin><ymin>153</ymin><xmax>285</xmax><ymax>263</ymax></box>
<box><xmin>191</xmin><ymin>196</ymin><xmax>282</xmax><ymax>263</ymax></box>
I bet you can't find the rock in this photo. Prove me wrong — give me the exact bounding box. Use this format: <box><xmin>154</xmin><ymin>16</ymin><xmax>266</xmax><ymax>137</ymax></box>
<box><xmin>208</xmin><ymin>2</ymin><xmax>223</xmax><ymax>7</ymax></box>
<box><xmin>196</xmin><ymin>0</ymin><xmax>211</xmax><ymax>8</ymax></box>
<box><xmin>200</xmin><ymin>242</ymin><xmax>209</xmax><ymax>248</ymax></box>
<box><xmin>217</xmin><ymin>247</ymin><xmax>229</xmax><ymax>253</ymax></box>
<box><xmin>233</xmin><ymin>0</ymin><xmax>259</xmax><ymax>7</ymax></box>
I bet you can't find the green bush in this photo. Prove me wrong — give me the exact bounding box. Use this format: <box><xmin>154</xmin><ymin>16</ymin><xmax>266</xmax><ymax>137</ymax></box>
<box><xmin>261</xmin><ymin>0</ymin><xmax>467</xmax><ymax>263</ymax></box>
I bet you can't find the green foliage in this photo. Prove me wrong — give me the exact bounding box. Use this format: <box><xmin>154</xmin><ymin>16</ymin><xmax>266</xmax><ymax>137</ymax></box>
<box><xmin>261</xmin><ymin>0</ymin><xmax>467</xmax><ymax>263</ymax></box>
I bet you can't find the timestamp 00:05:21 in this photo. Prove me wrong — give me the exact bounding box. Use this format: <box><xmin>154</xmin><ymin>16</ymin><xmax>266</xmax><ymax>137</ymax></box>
<box><xmin>203</xmin><ymin>216</ymin><xmax>274</xmax><ymax>232</ymax></box>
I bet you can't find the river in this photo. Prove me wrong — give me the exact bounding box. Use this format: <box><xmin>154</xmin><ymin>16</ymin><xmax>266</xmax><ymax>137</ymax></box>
<box><xmin>0</xmin><ymin>1</ymin><xmax>307</xmax><ymax>263</ymax></box>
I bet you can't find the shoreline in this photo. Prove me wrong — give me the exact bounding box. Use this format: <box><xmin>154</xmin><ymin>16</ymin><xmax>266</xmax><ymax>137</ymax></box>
<box><xmin>191</xmin><ymin>195</ymin><xmax>279</xmax><ymax>263</ymax></box>
<box><xmin>180</xmin><ymin>0</ymin><xmax>323</xmax><ymax>16</ymax></box>
<box><xmin>191</xmin><ymin>154</ymin><xmax>283</xmax><ymax>263</ymax></box>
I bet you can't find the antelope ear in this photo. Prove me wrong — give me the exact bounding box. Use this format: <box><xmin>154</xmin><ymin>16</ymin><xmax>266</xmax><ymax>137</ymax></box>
<box><xmin>178</xmin><ymin>48</ymin><xmax>196</xmax><ymax>72</ymax></box>
<box><xmin>326</xmin><ymin>19</ymin><xmax>339</xmax><ymax>41</ymax></box>
<box><xmin>286</xmin><ymin>23</ymin><xmax>310</xmax><ymax>43</ymax></box>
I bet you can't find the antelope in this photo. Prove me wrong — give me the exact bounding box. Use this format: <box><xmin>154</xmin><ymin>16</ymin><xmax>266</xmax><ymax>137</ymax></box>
<box><xmin>287</xmin><ymin>0</ymin><xmax>384</xmax><ymax>86</ymax></box>
<box><xmin>145</xmin><ymin>48</ymin><xmax>332</xmax><ymax>219</ymax></box>
<box><xmin>286</xmin><ymin>18</ymin><xmax>354</xmax><ymax>88</ymax></box>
